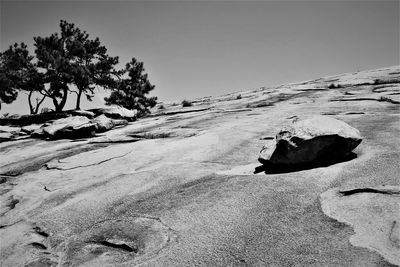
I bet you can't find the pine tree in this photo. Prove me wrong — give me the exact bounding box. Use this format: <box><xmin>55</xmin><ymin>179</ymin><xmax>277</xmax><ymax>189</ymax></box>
<box><xmin>34</xmin><ymin>20</ymin><xmax>119</xmax><ymax>111</ymax></box>
<box><xmin>104</xmin><ymin>58</ymin><xmax>157</xmax><ymax>116</ymax></box>
<box><xmin>0</xmin><ymin>43</ymin><xmax>45</xmax><ymax>113</ymax></box>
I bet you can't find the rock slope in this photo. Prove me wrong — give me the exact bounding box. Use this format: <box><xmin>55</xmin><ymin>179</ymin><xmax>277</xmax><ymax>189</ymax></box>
<box><xmin>0</xmin><ymin>66</ymin><xmax>399</xmax><ymax>266</ymax></box>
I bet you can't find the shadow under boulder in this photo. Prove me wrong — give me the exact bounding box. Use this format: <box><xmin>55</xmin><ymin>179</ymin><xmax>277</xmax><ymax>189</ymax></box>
<box><xmin>257</xmin><ymin>116</ymin><xmax>362</xmax><ymax>174</ymax></box>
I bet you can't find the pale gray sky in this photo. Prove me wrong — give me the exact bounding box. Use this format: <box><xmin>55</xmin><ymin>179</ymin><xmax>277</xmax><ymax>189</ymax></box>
<box><xmin>1</xmin><ymin>0</ymin><xmax>399</xmax><ymax>114</ymax></box>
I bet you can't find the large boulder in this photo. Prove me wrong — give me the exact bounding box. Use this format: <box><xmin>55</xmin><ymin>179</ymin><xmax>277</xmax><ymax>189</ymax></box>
<box><xmin>89</xmin><ymin>105</ymin><xmax>137</xmax><ymax>121</ymax></box>
<box><xmin>259</xmin><ymin>116</ymin><xmax>362</xmax><ymax>166</ymax></box>
<box><xmin>41</xmin><ymin>116</ymin><xmax>97</xmax><ymax>139</ymax></box>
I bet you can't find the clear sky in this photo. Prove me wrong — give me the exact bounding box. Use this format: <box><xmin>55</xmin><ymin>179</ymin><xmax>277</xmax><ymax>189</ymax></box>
<box><xmin>1</xmin><ymin>0</ymin><xmax>399</xmax><ymax>114</ymax></box>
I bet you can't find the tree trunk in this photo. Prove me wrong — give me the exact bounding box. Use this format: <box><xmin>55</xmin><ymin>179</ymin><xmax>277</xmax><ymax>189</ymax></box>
<box><xmin>53</xmin><ymin>84</ymin><xmax>69</xmax><ymax>112</ymax></box>
<box><xmin>76</xmin><ymin>88</ymin><xmax>83</xmax><ymax>110</ymax></box>
<box><xmin>28</xmin><ymin>91</ymin><xmax>35</xmax><ymax>114</ymax></box>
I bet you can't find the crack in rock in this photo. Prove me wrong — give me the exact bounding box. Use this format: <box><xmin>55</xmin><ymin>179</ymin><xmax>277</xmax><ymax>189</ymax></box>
<box><xmin>33</xmin><ymin>225</ymin><xmax>49</xmax><ymax>238</ymax></box>
<box><xmin>29</xmin><ymin>242</ymin><xmax>47</xmax><ymax>250</ymax></box>
<box><xmin>98</xmin><ymin>240</ymin><xmax>138</xmax><ymax>253</ymax></box>
<box><xmin>339</xmin><ymin>188</ymin><xmax>400</xmax><ymax>196</ymax></box>
<box><xmin>45</xmin><ymin>150</ymin><xmax>133</xmax><ymax>170</ymax></box>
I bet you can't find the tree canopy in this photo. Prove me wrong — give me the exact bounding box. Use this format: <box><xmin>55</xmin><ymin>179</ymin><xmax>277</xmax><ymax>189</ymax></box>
<box><xmin>0</xmin><ymin>20</ymin><xmax>156</xmax><ymax>115</ymax></box>
<box><xmin>104</xmin><ymin>58</ymin><xmax>157</xmax><ymax>116</ymax></box>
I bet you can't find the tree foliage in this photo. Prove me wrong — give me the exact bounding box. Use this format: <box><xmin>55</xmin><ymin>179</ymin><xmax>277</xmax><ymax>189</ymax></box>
<box><xmin>0</xmin><ymin>43</ymin><xmax>45</xmax><ymax>113</ymax></box>
<box><xmin>0</xmin><ymin>20</ymin><xmax>122</xmax><ymax>113</ymax></box>
<box><xmin>1</xmin><ymin>20</ymin><xmax>156</xmax><ymax>115</ymax></box>
<box><xmin>104</xmin><ymin>58</ymin><xmax>157</xmax><ymax>116</ymax></box>
<box><xmin>33</xmin><ymin>20</ymin><xmax>120</xmax><ymax>111</ymax></box>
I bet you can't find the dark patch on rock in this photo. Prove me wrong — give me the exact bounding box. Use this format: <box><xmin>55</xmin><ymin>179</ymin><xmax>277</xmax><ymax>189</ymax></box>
<box><xmin>98</xmin><ymin>240</ymin><xmax>138</xmax><ymax>253</ymax></box>
<box><xmin>33</xmin><ymin>226</ymin><xmax>50</xmax><ymax>237</ymax></box>
<box><xmin>345</xmin><ymin>112</ymin><xmax>365</xmax><ymax>115</ymax></box>
<box><xmin>254</xmin><ymin>152</ymin><xmax>357</xmax><ymax>174</ymax></box>
<box><xmin>7</xmin><ymin>196</ymin><xmax>19</xmax><ymax>210</ymax></box>
<box><xmin>339</xmin><ymin>188</ymin><xmax>400</xmax><ymax>196</ymax></box>
<box><xmin>260</xmin><ymin>136</ymin><xmax>274</xmax><ymax>140</ymax></box>
<box><xmin>29</xmin><ymin>242</ymin><xmax>47</xmax><ymax>250</ymax></box>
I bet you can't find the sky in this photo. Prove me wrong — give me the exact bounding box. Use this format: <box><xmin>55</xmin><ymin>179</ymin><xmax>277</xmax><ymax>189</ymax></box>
<box><xmin>1</xmin><ymin>0</ymin><xmax>399</xmax><ymax>114</ymax></box>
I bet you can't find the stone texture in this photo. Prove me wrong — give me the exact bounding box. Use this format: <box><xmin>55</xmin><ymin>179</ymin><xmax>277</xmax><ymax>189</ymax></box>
<box><xmin>92</xmin><ymin>114</ymin><xmax>115</xmax><ymax>132</ymax></box>
<box><xmin>90</xmin><ymin>105</ymin><xmax>138</xmax><ymax>121</ymax></box>
<box><xmin>68</xmin><ymin>109</ymin><xmax>95</xmax><ymax>118</ymax></box>
<box><xmin>0</xmin><ymin>66</ymin><xmax>399</xmax><ymax>267</ymax></box>
<box><xmin>259</xmin><ymin>116</ymin><xmax>362</xmax><ymax>165</ymax></box>
<box><xmin>41</xmin><ymin>116</ymin><xmax>97</xmax><ymax>139</ymax></box>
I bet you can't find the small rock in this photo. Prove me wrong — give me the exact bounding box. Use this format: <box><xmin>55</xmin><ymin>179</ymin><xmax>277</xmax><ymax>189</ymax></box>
<box><xmin>259</xmin><ymin>116</ymin><xmax>362</xmax><ymax>165</ymax></box>
<box><xmin>112</xmin><ymin>119</ymin><xmax>129</xmax><ymax>127</ymax></box>
<box><xmin>21</xmin><ymin>124</ymin><xmax>44</xmax><ymax>134</ymax></box>
<box><xmin>92</xmin><ymin>115</ymin><xmax>115</xmax><ymax>132</ymax></box>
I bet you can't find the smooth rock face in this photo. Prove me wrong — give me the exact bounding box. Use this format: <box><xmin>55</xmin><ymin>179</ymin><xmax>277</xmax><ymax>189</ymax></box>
<box><xmin>320</xmin><ymin>186</ymin><xmax>400</xmax><ymax>266</ymax></box>
<box><xmin>0</xmin><ymin>66</ymin><xmax>399</xmax><ymax>267</ymax></box>
<box><xmin>41</xmin><ymin>116</ymin><xmax>97</xmax><ymax>139</ymax></box>
<box><xmin>259</xmin><ymin>116</ymin><xmax>363</xmax><ymax>165</ymax></box>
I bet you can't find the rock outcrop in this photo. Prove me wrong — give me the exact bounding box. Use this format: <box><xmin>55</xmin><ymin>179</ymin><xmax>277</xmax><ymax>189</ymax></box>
<box><xmin>40</xmin><ymin>116</ymin><xmax>97</xmax><ymax>139</ymax></box>
<box><xmin>259</xmin><ymin>116</ymin><xmax>362</xmax><ymax>166</ymax></box>
<box><xmin>0</xmin><ymin>112</ymin><xmax>70</xmax><ymax>126</ymax></box>
<box><xmin>89</xmin><ymin>105</ymin><xmax>137</xmax><ymax>121</ymax></box>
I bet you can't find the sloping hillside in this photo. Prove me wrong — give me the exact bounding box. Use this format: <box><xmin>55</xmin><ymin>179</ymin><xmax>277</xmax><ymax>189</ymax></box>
<box><xmin>1</xmin><ymin>66</ymin><xmax>399</xmax><ymax>266</ymax></box>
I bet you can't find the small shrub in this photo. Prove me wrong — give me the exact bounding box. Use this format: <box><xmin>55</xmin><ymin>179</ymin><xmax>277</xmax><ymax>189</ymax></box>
<box><xmin>158</xmin><ymin>104</ymin><xmax>165</xmax><ymax>110</ymax></box>
<box><xmin>377</xmin><ymin>96</ymin><xmax>400</xmax><ymax>104</ymax></box>
<box><xmin>236</xmin><ymin>94</ymin><xmax>242</xmax><ymax>100</ymax></box>
<box><xmin>328</xmin><ymin>83</ymin><xmax>342</xmax><ymax>89</ymax></box>
<box><xmin>246</xmin><ymin>103</ymin><xmax>251</xmax><ymax>108</ymax></box>
<box><xmin>171</xmin><ymin>103</ymin><xmax>178</xmax><ymax>106</ymax></box>
<box><xmin>378</xmin><ymin>96</ymin><xmax>391</xmax><ymax>102</ymax></box>
<box><xmin>182</xmin><ymin>100</ymin><xmax>193</xmax><ymax>107</ymax></box>
<box><xmin>373</xmin><ymin>78</ymin><xmax>400</xmax><ymax>85</ymax></box>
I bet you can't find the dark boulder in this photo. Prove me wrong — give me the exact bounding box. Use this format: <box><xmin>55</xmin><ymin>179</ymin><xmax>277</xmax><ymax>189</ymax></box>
<box><xmin>259</xmin><ymin>116</ymin><xmax>362</xmax><ymax>167</ymax></box>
